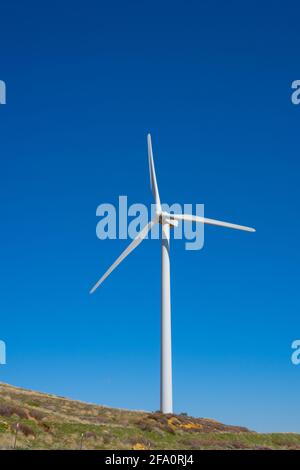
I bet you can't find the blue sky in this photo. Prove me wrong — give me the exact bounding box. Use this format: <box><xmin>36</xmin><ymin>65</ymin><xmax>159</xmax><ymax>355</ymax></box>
<box><xmin>1</xmin><ymin>1</ymin><xmax>300</xmax><ymax>432</ymax></box>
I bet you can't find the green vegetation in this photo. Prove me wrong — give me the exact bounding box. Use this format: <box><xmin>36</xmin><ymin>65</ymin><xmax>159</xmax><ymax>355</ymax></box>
<box><xmin>0</xmin><ymin>382</ymin><xmax>299</xmax><ymax>450</ymax></box>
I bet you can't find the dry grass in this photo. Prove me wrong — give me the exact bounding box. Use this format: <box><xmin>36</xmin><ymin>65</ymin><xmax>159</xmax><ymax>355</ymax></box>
<box><xmin>0</xmin><ymin>382</ymin><xmax>299</xmax><ymax>450</ymax></box>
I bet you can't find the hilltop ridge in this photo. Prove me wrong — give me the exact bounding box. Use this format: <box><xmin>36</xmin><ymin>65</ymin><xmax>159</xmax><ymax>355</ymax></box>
<box><xmin>0</xmin><ymin>382</ymin><xmax>299</xmax><ymax>450</ymax></box>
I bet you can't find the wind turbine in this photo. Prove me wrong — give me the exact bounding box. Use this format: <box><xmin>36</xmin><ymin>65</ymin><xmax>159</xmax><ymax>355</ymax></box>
<box><xmin>90</xmin><ymin>134</ymin><xmax>255</xmax><ymax>414</ymax></box>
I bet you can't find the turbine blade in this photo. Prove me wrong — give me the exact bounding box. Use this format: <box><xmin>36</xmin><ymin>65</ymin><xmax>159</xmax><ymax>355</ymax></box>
<box><xmin>90</xmin><ymin>219</ymin><xmax>156</xmax><ymax>294</ymax></box>
<box><xmin>147</xmin><ymin>133</ymin><xmax>161</xmax><ymax>209</ymax></box>
<box><xmin>170</xmin><ymin>213</ymin><xmax>256</xmax><ymax>233</ymax></box>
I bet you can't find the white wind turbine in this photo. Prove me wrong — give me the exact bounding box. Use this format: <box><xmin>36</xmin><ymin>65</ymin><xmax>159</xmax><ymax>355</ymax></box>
<box><xmin>90</xmin><ymin>134</ymin><xmax>255</xmax><ymax>414</ymax></box>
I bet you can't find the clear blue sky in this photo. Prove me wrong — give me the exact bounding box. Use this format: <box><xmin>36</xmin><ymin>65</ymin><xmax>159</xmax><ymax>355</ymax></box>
<box><xmin>1</xmin><ymin>1</ymin><xmax>300</xmax><ymax>432</ymax></box>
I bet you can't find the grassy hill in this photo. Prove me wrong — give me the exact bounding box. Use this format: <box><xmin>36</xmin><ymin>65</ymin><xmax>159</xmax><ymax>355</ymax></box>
<box><xmin>0</xmin><ymin>382</ymin><xmax>299</xmax><ymax>450</ymax></box>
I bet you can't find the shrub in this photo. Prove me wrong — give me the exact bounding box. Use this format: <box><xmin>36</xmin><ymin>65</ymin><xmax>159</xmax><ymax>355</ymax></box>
<box><xmin>102</xmin><ymin>433</ymin><xmax>112</xmax><ymax>445</ymax></box>
<box><xmin>26</xmin><ymin>400</ymin><xmax>40</xmax><ymax>407</ymax></box>
<box><xmin>127</xmin><ymin>436</ymin><xmax>152</xmax><ymax>449</ymax></box>
<box><xmin>136</xmin><ymin>419</ymin><xmax>153</xmax><ymax>432</ymax></box>
<box><xmin>11</xmin><ymin>422</ymin><xmax>35</xmax><ymax>437</ymax></box>
<box><xmin>29</xmin><ymin>408</ymin><xmax>46</xmax><ymax>421</ymax></box>
<box><xmin>0</xmin><ymin>403</ymin><xmax>27</xmax><ymax>419</ymax></box>
<box><xmin>83</xmin><ymin>431</ymin><xmax>97</xmax><ymax>440</ymax></box>
<box><xmin>41</xmin><ymin>422</ymin><xmax>52</xmax><ymax>433</ymax></box>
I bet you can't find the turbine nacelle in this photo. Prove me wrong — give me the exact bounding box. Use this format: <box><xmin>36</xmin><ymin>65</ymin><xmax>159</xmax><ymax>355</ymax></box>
<box><xmin>158</xmin><ymin>211</ymin><xmax>179</xmax><ymax>227</ymax></box>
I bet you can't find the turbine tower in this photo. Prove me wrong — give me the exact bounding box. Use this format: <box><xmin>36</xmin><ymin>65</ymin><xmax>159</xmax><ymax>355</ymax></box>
<box><xmin>90</xmin><ymin>134</ymin><xmax>255</xmax><ymax>414</ymax></box>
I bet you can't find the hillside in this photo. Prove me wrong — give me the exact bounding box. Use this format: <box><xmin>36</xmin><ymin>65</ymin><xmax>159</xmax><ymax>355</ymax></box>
<box><xmin>0</xmin><ymin>382</ymin><xmax>299</xmax><ymax>450</ymax></box>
